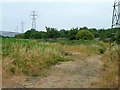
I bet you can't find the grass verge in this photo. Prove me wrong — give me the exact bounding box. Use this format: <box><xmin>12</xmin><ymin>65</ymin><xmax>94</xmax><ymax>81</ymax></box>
<box><xmin>100</xmin><ymin>45</ymin><xmax>118</xmax><ymax>88</ymax></box>
<box><xmin>2</xmin><ymin>38</ymin><xmax>71</xmax><ymax>78</ymax></box>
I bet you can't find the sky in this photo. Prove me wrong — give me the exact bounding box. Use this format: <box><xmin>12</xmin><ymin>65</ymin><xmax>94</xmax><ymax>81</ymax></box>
<box><xmin>1</xmin><ymin>0</ymin><xmax>114</xmax><ymax>32</ymax></box>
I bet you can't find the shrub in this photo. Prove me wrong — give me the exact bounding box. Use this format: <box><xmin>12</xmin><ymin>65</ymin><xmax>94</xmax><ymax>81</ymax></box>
<box><xmin>99</xmin><ymin>49</ymin><xmax>105</xmax><ymax>54</ymax></box>
<box><xmin>15</xmin><ymin>34</ymin><xmax>24</xmax><ymax>39</ymax></box>
<box><xmin>23</xmin><ymin>30</ymin><xmax>33</xmax><ymax>39</ymax></box>
<box><xmin>115</xmin><ymin>31</ymin><xmax>120</xmax><ymax>44</ymax></box>
<box><xmin>76</xmin><ymin>30</ymin><xmax>95</xmax><ymax>40</ymax></box>
<box><xmin>64</xmin><ymin>52</ymin><xmax>69</xmax><ymax>56</ymax></box>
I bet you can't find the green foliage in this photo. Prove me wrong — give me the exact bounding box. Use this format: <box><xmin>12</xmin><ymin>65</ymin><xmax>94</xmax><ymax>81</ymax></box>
<box><xmin>14</xmin><ymin>26</ymin><xmax>119</xmax><ymax>42</ymax></box>
<box><xmin>115</xmin><ymin>30</ymin><xmax>120</xmax><ymax>44</ymax></box>
<box><xmin>68</xmin><ymin>28</ymin><xmax>79</xmax><ymax>40</ymax></box>
<box><xmin>15</xmin><ymin>34</ymin><xmax>24</xmax><ymax>39</ymax></box>
<box><xmin>23</xmin><ymin>30</ymin><xmax>33</xmax><ymax>39</ymax></box>
<box><xmin>45</xmin><ymin>26</ymin><xmax>60</xmax><ymax>39</ymax></box>
<box><xmin>99</xmin><ymin>49</ymin><xmax>105</xmax><ymax>54</ymax></box>
<box><xmin>46</xmin><ymin>39</ymin><xmax>103</xmax><ymax>46</ymax></box>
<box><xmin>59</xmin><ymin>29</ymin><xmax>68</xmax><ymax>38</ymax></box>
<box><xmin>23</xmin><ymin>30</ymin><xmax>42</xmax><ymax>39</ymax></box>
<box><xmin>61</xmin><ymin>51</ymin><xmax>69</xmax><ymax>56</ymax></box>
<box><xmin>30</xmin><ymin>31</ymin><xmax>42</xmax><ymax>39</ymax></box>
<box><xmin>76</xmin><ymin>30</ymin><xmax>95</xmax><ymax>40</ymax></box>
<box><xmin>89</xmin><ymin>28</ymin><xmax>99</xmax><ymax>38</ymax></box>
<box><xmin>2</xmin><ymin>38</ymin><xmax>72</xmax><ymax>76</ymax></box>
<box><xmin>80</xmin><ymin>26</ymin><xmax>88</xmax><ymax>30</ymax></box>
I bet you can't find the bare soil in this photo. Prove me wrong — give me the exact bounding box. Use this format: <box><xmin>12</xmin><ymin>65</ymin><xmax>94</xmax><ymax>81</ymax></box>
<box><xmin>3</xmin><ymin>53</ymin><xmax>103</xmax><ymax>88</ymax></box>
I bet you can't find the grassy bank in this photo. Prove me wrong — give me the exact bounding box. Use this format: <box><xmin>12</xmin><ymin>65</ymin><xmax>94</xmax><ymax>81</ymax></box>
<box><xmin>100</xmin><ymin>45</ymin><xmax>119</xmax><ymax>88</ymax></box>
<box><xmin>2</xmin><ymin>38</ymin><xmax>71</xmax><ymax>78</ymax></box>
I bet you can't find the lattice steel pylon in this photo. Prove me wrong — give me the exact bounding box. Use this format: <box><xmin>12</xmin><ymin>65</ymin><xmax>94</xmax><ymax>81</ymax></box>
<box><xmin>30</xmin><ymin>11</ymin><xmax>38</xmax><ymax>30</ymax></box>
<box><xmin>112</xmin><ymin>0</ymin><xmax>120</xmax><ymax>28</ymax></box>
<box><xmin>21</xmin><ymin>21</ymin><xmax>24</xmax><ymax>33</ymax></box>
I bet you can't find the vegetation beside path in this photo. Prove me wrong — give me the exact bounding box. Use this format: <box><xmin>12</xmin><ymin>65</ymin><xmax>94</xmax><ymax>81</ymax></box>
<box><xmin>2</xmin><ymin>38</ymin><xmax>119</xmax><ymax>88</ymax></box>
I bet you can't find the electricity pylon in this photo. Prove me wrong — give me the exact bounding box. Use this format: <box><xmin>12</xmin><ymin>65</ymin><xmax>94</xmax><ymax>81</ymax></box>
<box><xmin>21</xmin><ymin>21</ymin><xmax>24</xmax><ymax>33</ymax></box>
<box><xmin>112</xmin><ymin>0</ymin><xmax>120</xmax><ymax>28</ymax></box>
<box><xmin>30</xmin><ymin>11</ymin><xmax>38</xmax><ymax>30</ymax></box>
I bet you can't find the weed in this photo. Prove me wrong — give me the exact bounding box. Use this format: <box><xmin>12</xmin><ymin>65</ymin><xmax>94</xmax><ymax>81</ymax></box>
<box><xmin>22</xmin><ymin>69</ymin><xmax>28</xmax><ymax>74</ymax></box>
<box><xmin>61</xmin><ymin>51</ymin><xmax>69</xmax><ymax>56</ymax></box>
<box><xmin>10</xmin><ymin>67</ymin><xmax>16</xmax><ymax>73</ymax></box>
<box><xmin>99</xmin><ymin>49</ymin><xmax>105</xmax><ymax>54</ymax></box>
<box><xmin>100</xmin><ymin>46</ymin><xmax>118</xmax><ymax>88</ymax></box>
<box><xmin>2</xmin><ymin>38</ymin><xmax>72</xmax><ymax>77</ymax></box>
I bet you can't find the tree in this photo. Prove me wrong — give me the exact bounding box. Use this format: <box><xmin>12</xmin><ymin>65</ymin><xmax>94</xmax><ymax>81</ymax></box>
<box><xmin>75</xmin><ymin>30</ymin><xmax>95</xmax><ymax>40</ymax></box>
<box><xmin>80</xmin><ymin>26</ymin><xmax>88</xmax><ymax>30</ymax></box>
<box><xmin>68</xmin><ymin>28</ymin><xmax>79</xmax><ymax>40</ymax></box>
<box><xmin>23</xmin><ymin>30</ymin><xmax>34</xmax><ymax>39</ymax></box>
<box><xmin>30</xmin><ymin>31</ymin><xmax>41</xmax><ymax>39</ymax></box>
<box><xmin>115</xmin><ymin>30</ymin><xmax>120</xmax><ymax>44</ymax></box>
<box><xmin>59</xmin><ymin>29</ymin><xmax>68</xmax><ymax>38</ymax></box>
<box><xmin>89</xmin><ymin>28</ymin><xmax>99</xmax><ymax>38</ymax></box>
<box><xmin>45</xmin><ymin>26</ymin><xmax>60</xmax><ymax>39</ymax></box>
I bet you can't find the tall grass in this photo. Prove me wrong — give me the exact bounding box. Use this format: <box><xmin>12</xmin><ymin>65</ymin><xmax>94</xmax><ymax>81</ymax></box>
<box><xmin>2</xmin><ymin>38</ymin><xmax>70</xmax><ymax>78</ymax></box>
<box><xmin>100</xmin><ymin>45</ymin><xmax>118</xmax><ymax>88</ymax></box>
<box><xmin>38</xmin><ymin>39</ymin><xmax>107</xmax><ymax>55</ymax></box>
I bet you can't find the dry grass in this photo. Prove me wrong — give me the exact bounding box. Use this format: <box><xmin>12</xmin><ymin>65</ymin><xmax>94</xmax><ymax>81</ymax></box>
<box><xmin>3</xmin><ymin>38</ymin><xmax>112</xmax><ymax>88</ymax></box>
<box><xmin>2</xmin><ymin>38</ymin><xmax>71</xmax><ymax>79</ymax></box>
<box><xmin>39</xmin><ymin>41</ymin><xmax>105</xmax><ymax>55</ymax></box>
<box><xmin>100</xmin><ymin>45</ymin><xmax>119</xmax><ymax>88</ymax></box>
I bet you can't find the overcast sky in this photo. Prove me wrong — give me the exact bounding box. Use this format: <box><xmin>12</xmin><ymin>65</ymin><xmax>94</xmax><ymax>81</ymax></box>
<box><xmin>1</xmin><ymin>0</ymin><xmax>114</xmax><ymax>32</ymax></box>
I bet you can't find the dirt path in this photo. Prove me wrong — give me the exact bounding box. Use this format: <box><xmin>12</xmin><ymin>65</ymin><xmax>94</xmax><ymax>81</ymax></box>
<box><xmin>12</xmin><ymin>53</ymin><xmax>103</xmax><ymax>88</ymax></box>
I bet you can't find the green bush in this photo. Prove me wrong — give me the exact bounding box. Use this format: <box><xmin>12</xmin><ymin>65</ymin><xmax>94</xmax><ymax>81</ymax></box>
<box><xmin>99</xmin><ymin>49</ymin><xmax>105</xmax><ymax>54</ymax></box>
<box><xmin>64</xmin><ymin>52</ymin><xmax>69</xmax><ymax>56</ymax></box>
<box><xmin>76</xmin><ymin>30</ymin><xmax>95</xmax><ymax>40</ymax></box>
<box><xmin>115</xmin><ymin>31</ymin><xmax>120</xmax><ymax>44</ymax></box>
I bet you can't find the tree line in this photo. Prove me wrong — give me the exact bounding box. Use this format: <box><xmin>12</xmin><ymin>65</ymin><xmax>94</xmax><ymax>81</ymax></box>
<box><xmin>15</xmin><ymin>26</ymin><xmax>120</xmax><ymax>43</ymax></box>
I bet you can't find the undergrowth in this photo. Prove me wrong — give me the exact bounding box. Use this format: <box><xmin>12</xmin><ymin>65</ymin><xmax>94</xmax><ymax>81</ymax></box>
<box><xmin>2</xmin><ymin>38</ymin><xmax>71</xmax><ymax>77</ymax></box>
<box><xmin>100</xmin><ymin>45</ymin><xmax>118</xmax><ymax>88</ymax></box>
<box><xmin>38</xmin><ymin>39</ymin><xmax>107</xmax><ymax>55</ymax></box>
